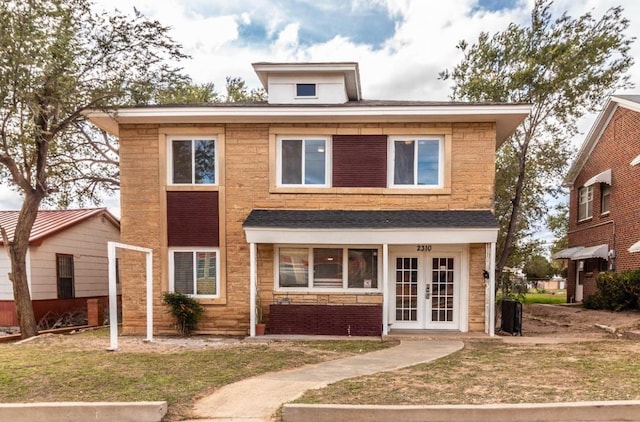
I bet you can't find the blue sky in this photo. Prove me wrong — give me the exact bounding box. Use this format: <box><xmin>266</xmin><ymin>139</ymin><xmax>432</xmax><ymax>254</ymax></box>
<box><xmin>1</xmin><ymin>0</ymin><xmax>639</xmax><ymax>230</ymax></box>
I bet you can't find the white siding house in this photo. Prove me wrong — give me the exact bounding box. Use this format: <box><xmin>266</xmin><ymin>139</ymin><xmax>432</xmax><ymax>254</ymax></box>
<box><xmin>0</xmin><ymin>208</ymin><xmax>120</xmax><ymax>326</ymax></box>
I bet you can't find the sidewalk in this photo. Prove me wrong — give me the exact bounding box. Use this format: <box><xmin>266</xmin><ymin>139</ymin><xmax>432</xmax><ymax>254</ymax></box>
<box><xmin>186</xmin><ymin>339</ymin><xmax>463</xmax><ymax>421</ymax></box>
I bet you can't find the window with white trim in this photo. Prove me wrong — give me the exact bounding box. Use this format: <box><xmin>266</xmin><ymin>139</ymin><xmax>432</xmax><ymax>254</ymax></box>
<box><xmin>578</xmin><ymin>186</ymin><xmax>593</xmax><ymax>221</ymax></box>
<box><xmin>600</xmin><ymin>184</ymin><xmax>610</xmax><ymax>214</ymax></box>
<box><xmin>170</xmin><ymin>249</ymin><xmax>219</xmax><ymax>297</ymax></box>
<box><xmin>390</xmin><ymin>136</ymin><xmax>443</xmax><ymax>187</ymax></box>
<box><xmin>277</xmin><ymin>136</ymin><xmax>330</xmax><ymax>186</ymax></box>
<box><xmin>277</xmin><ymin>247</ymin><xmax>379</xmax><ymax>290</ymax></box>
<box><xmin>169</xmin><ymin>136</ymin><xmax>216</xmax><ymax>185</ymax></box>
<box><xmin>296</xmin><ymin>83</ymin><xmax>316</xmax><ymax>97</ymax></box>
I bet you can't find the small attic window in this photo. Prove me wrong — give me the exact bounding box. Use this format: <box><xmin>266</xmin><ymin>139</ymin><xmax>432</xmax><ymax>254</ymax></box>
<box><xmin>296</xmin><ymin>83</ymin><xmax>316</xmax><ymax>97</ymax></box>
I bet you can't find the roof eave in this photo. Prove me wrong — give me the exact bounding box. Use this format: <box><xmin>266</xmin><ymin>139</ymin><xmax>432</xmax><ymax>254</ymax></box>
<box><xmin>84</xmin><ymin>103</ymin><xmax>530</xmax><ymax>150</ymax></box>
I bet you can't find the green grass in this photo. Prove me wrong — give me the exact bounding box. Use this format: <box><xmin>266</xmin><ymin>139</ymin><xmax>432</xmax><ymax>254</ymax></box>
<box><xmin>0</xmin><ymin>330</ymin><xmax>393</xmax><ymax>421</ymax></box>
<box><xmin>296</xmin><ymin>340</ymin><xmax>640</xmax><ymax>405</ymax></box>
<box><xmin>522</xmin><ymin>290</ymin><xmax>567</xmax><ymax>305</ymax></box>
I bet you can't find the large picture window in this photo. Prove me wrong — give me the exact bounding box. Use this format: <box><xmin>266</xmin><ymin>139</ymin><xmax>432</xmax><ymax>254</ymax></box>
<box><xmin>278</xmin><ymin>137</ymin><xmax>329</xmax><ymax>186</ymax></box>
<box><xmin>169</xmin><ymin>137</ymin><xmax>216</xmax><ymax>185</ymax></box>
<box><xmin>277</xmin><ymin>247</ymin><xmax>379</xmax><ymax>290</ymax></box>
<box><xmin>390</xmin><ymin>137</ymin><xmax>443</xmax><ymax>187</ymax></box>
<box><xmin>578</xmin><ymin>186</ymin><xmax>593</xmax><ymax>221</ymax></box>
<box><xmin>170</xmin><ymin>249</ymin><xmax>219</xmax><ymax>297</ymax></box>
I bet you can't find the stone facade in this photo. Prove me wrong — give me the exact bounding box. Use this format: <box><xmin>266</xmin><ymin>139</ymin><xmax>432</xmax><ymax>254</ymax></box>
<box><xmin>118</xmin><ymin>122</ymin><xmax>497</xmax><ymax>335</ymax></box>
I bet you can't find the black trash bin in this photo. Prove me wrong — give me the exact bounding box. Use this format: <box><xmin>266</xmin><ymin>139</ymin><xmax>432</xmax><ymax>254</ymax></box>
<box><xmin>501</xmin><ymin>299</ymin><xmax>522</xmax><ymax>336</ymax></box>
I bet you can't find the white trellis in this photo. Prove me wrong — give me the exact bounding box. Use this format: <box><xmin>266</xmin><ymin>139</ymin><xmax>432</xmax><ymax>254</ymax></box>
<box><xmin>107</xmin><ymin>241</ymin><xmax>153</xmax><ymax>351</ymax></box>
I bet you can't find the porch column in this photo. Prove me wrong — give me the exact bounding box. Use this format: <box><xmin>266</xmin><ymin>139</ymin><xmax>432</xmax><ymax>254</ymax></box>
<box><xmin>249</xmin><ymin>242</ymin><xmax>257</xmax><ymax>337</ymax></box>
<box><xmin>489</xmin><ymin>242</ymin><xmax>496</xmax><ymax>336</ymax></box>
<box><xmin>382</xmin><ymin>243</ymin><xmax>389</xmax><ymax>335</ymax></box>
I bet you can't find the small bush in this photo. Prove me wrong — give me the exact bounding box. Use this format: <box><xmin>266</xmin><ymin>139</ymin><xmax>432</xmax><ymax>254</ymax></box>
<box><xmin>585</xmin><ymin>270</ymin><xmax>640</xmax><ymax>311</ymax></box>
<box><xmin>162</xmin><ymin>292</ymin><xmax>204</xmax><ymax>336</ymax></box>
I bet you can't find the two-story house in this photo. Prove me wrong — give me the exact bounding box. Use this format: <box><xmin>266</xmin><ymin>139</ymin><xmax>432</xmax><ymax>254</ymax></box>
<box><xmin>87</xmin><ymin>62</ymin><xmax>529</xmax><ymax>337</ymax></box>
<box><xmin>555</xmin><ymin>95</ymin><xmax>640</xmax><ymax>303</ymax></box>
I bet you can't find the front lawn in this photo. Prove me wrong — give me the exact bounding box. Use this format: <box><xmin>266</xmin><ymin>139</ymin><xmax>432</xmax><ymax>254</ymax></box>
<box><xmin>523</xmin><ymin>289</ymin><xmax>567</xmax><ymax>305</ymax></box>
<box><xmin>0</xmin><ymin>330</ymin><xmax>392</xmax><ymax>421</ymax></box>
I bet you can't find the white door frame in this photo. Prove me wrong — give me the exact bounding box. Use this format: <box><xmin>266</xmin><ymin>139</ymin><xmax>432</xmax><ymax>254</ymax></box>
<box><xmin>388</xmin><ymin>245</ymin><xmax>467</xmax><ymax>331</ymax></box>
<box><xmin>575</xmin><ymin>260</ymin><xmax>584</xmax><ymax>302</ymax></box>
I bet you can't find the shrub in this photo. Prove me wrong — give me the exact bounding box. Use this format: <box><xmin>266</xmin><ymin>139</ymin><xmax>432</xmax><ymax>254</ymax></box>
<box><xmin>162</xmin><ymin>292</ymin><xmax>204</xmax><ymax>336</ymax></box>
<box><xmin>585</xmin><ymin>270</ymin><xmax>640</xmax><ymax>311</ymax></box>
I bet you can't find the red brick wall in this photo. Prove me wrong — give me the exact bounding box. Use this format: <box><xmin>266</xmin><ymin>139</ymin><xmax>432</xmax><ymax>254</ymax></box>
<box><xmin>332</xmin><ymin>135</ymin><xmax>387</xmax><ymax>187</ymax></box>
<box><xmin>268</xmin><ymin>304</ymin><xmax>382</xmax><ymax>336</ymax></box>
<box><xmin>567</xmin><ymin>106</ymin><xmax>640</xmax><ymax>301</ymax></box>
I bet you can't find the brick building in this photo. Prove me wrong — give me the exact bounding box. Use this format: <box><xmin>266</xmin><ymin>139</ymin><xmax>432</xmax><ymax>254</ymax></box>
<box><xmin>555</xmin><ymin>95</ymin><xmax>640</xmax><ymax>302</ymax></box>
<box><xmin>87</xmin><ymin>62</ymin><xmax>529</xmax><ymax>336</ymax></box>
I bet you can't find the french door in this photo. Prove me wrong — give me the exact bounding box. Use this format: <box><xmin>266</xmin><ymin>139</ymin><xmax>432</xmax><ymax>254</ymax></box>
<box><xmin>392</xmin><ymin>252</ymin><xmax>459</xmax><ymax>330</ymax></box>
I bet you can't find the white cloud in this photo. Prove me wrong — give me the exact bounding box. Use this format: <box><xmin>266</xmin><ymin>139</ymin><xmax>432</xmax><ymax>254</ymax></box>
<box><xmin>2</xmin><ymin>0</ymin><xmax>639</xmax><ymax>212</ymax></box>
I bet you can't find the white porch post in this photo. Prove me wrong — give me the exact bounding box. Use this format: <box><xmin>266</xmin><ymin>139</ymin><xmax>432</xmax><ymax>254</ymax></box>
<box><xmin>145</xmin><ymin>251</ymin><xmax>153</xmax><ymax>342</ymax></box>
<box><xmin>108</xmin><ymin>242</ymin><xmax>118</xmax><ymax>351</ymax></box>
<box><xmin>249</xmin><ymin>242</ymin><xmax>257</xmax><ymax>337</ymax></box>
<box><xmin>489</xmin><ymin>242</ymin><xmax>496</xmax><ymax>336</ymax></box>
<box><xmin>382</xmin><ymin>243</ymin><xmax>389</xmax><ymax>335</ymax></box>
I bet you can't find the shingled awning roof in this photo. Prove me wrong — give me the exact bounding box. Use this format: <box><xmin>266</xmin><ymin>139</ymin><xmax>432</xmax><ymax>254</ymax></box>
<box><xmin>243</xmin><ymin>210</ymin><xmax>498</xmax><ymax>244</ymax></box>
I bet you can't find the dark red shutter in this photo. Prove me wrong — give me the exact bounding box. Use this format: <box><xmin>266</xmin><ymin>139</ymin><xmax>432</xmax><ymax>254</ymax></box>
<box><xmin>332</xmin><ymin>135</ymin><xmax>387</xmax><ymax>188</ymax></box>
<box><xmin>167</xmin><ymin>191</ymin><xmax>219</xmax><ymax>246</ymax></box>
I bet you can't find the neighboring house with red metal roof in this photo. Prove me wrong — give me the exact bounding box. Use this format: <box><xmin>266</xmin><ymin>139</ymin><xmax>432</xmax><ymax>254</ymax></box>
<box><xmin>554</xmin><ymin>95</ymin><xmax>640</xmax><ymax>303</ymax></box>
<box><xmin>0</xmin><ymin>208</ymin><xmax>120</xmax><ymax>326</ymax></box>
<box><xmin>86</xmin><ymin>61</ymin><xmax>530</xmax><ymax>337</ymax></box>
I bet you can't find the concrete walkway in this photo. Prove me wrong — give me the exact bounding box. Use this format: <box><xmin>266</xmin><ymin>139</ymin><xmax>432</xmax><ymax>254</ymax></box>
<box><xmin>186</xmin><ymin>339</ymin><xmax>463</xmax><ymax>422</ymax></box>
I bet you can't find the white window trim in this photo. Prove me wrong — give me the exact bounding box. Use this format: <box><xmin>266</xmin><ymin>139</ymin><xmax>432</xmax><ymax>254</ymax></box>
<box><xmin>578</xmin><ymin>186</ymin><xmax>593</xmax><ymax>221</ymax></box>
<box><xmin>276</xmin><ymin>136</ymin><xmax>331</xmax><ymax>187</ymax></box>
<box><xmin>294</xmin><ymin>83</ymin><xmax>318</xmax><ymax>99</ymax></box>
<box><xmin>388</xmin><ymin>135</ymin><xmax>445</xmax><ymax>189</ymax></box>
<box><xmin>169</xmin><ymin>247</ymin><xmax>220</xmax><ymax>299</ymax></box>
<box><xmin>274</xmin><ymin>245</ymin><xmax>382</xmax><ymax>293</ymax></box>
<box><xmin>167</xmin><ymin>135</ymin><xmax>218</xmax><ymax>186</ymax></box>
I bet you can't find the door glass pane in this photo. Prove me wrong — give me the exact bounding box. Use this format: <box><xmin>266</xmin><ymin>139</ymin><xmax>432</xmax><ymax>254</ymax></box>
<box><xmin>174</xmin><ymin>252</ymin><xmax>194</xmax><ymax>294</ymax></box>
<box><xmin>417</xmin><ymin>139</ymin><xmax>439</xmax><ymax>185</ymax></box>
<box><xmin>395</xmin><ymin>257</ymin><xmax>418</xmax><ymax>321</ymax></box>
<box><xmin>304</xmin><ymin>139</ymin><xmax>326</xmax><ymax>185</ymax></box>
<box><xmin>194</xmin><ymin>139</ymin><xmax>215</xmax><ymax>184</ymax></box>
<box><xmin>282</xmin><ymin>140</ymin><xmax>302</xmax><ymax>184</ymax></box>
<box><xmin>279</xmin><ymin>248</ymin><xmax>309</xmax><ymax>287</ymax></box>
<box><xmin>394</xmin><ymin>140</ymin><xmax>414</xmax><ymax>185</ymax></box>
<box><xmin>431</xmin><ymin>257</ymin><xmax>454</xmax><ymax>322</ymax></box>
<box><xmin>172</xmin><ymin>140</ymin><xmax>192</xmax><ymax>183</ymax></box>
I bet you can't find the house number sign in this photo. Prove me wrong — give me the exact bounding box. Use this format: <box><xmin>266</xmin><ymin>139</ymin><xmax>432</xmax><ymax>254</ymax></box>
<box><xmin>416</xmin><ymin>245</ymin><xmax>432</xmax><ymax>252</ymax></box>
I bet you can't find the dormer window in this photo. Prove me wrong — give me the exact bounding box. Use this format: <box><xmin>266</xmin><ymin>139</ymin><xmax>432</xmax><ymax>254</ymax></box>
<box><xmin>296</xmin><ymin>83</ymin><xmax>316</xmax><ymax>97</ymax></box>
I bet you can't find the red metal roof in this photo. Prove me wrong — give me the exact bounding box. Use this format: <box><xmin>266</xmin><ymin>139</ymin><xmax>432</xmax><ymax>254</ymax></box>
<box><xmin>0</xmin><ymin>208</ymin><xmax>120</xmax><ymax>246</ymax></box>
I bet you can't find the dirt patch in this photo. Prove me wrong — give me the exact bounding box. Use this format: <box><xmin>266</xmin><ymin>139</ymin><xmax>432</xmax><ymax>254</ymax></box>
<box><xmin>519</xmin><ymin>304</ymin><xmax>640</xmax><ymax>338</ymax></box>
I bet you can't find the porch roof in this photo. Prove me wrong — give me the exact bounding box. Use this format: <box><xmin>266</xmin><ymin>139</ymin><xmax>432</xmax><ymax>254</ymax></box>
<box><xmin>243</xmin><ymin>209</ymin><xmax>498</xmax><ymax>244</ymax></box>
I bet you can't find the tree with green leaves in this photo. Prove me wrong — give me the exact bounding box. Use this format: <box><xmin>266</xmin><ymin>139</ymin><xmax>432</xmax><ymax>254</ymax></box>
<box><xmin>0</xmin><ymin>0</ymin><xmax>189</xmax><ymax>338</ymax></box>
<box><xmin>523</xmin><ymin>255</ymin><xmax>554</xmax><ymax>280</ymax></box>
<box><xmin>440</xmin><ymin>0</ymin><xmax>634</xmax><ymax>280</ymax></box>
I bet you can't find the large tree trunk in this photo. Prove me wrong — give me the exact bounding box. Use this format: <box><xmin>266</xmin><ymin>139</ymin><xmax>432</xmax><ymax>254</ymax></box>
<box><xmin>6</xmin><ymin>192</ymin><xmax>45</xmax><ymax>339</ymax></box>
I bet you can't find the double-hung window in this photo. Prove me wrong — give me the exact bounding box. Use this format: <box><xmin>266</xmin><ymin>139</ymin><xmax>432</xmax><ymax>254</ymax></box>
<box><xmin>277</xmin><ymin>247</ymin><xmax>379</xmax><ymax>290</ymax></box>
<box><xmin>578</xmin><ymin>186</ymin><xmax>593</xmax><ymax>221</ymax></box>
<box><xmin>169</xmin><ymin>137</ymin><xmax>216</xmax><ymax>185</ymax></box>
<box><xmin>278</xmin><ymin>136</ymin><xmax>329</xmax><ymax>186</ymax></box>
<box><xmin>600</xmin><ymin>184</ymin><xmax>610</xmax><ymax>214</ymax></box>
<box><xmin>170</xmin><ymin>249</ymin><xmax>219</xmax><ymax>298</ymax></box>
<box><xmin>390</xmin><ymin>136</ymin><xmax>443</xmax><ymax>187</ymax></box>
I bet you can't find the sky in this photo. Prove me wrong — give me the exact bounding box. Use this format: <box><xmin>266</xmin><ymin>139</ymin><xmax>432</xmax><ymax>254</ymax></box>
<box><xmin>1</xmin><ymin>0</ymin><xmax>639</xmax><ymax>234</ymax></box>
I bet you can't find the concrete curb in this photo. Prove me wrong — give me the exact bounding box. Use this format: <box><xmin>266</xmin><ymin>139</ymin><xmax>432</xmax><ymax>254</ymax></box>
<box><xmin>0</xmin><ymin>401</ymin><xmax>167</xmax><ymax>422</ymax></box>
<box><xmin>282</xmin><ymin>401</ymin><xmax>640</xmax><ymax>422</ymax></box>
